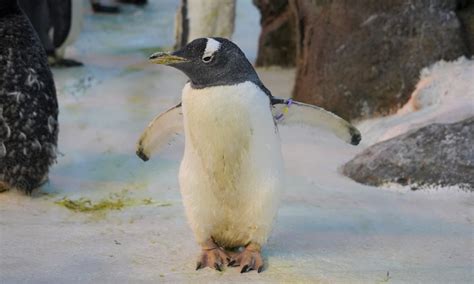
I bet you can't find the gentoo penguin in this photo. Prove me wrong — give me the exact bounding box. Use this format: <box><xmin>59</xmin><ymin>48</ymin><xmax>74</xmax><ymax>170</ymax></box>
<box><xmin>18</xmin><ymin>0</ymin><xmax>84</xmax><ymax>67</ymax></box>
<box><xmin>0</xmin><ymin>0</ymin><xmax>59</xmax><ymax>194</ymax></box>
<box><xmin>137</xmin><ymin>38</ymin><xmax>361</xmax><ymax>273</ymax></box>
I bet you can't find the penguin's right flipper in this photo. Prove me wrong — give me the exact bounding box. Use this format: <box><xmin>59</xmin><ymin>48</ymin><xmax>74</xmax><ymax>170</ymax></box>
<box><xmin>272</xmin><ymin>98</ymin><xmax>361</xmax><ymax>145</ymax></box>
<box><xmin>136</xmin><ymin>102</ymin><xmax>183</xmax><ymax>161</ymax></box>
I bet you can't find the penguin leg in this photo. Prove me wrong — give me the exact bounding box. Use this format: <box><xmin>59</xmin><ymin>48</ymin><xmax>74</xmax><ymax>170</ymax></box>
<box><xmin>228</xmin><ymin>242</ymin><xmax>264</xmax><ymax>273</ymax></box>
<box><xmin>195</xmin><ymin>238</ymin><xmax>230</xmax><ymax>272</ymax></box>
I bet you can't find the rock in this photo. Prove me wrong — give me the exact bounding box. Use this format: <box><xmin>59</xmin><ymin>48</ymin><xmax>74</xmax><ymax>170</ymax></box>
<box><xmin>289</xmin><ymin>0</ymin><xmax>470</xmax><ymax>120</ymax></box>
<box><xmin>253</xmin><ymin>0</ymin><xmax>296</xmax><ymax>67</ymax></box>
<box><xmin>342</xmin><ymin>118</ymin><xmax>474</xmax><ymax>190</ymax></box>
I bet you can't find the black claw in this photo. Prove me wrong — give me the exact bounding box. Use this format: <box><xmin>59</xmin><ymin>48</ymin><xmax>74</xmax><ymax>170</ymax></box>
<box><xmin>258</xmin><ymin>266</ymin><xmax>264</xmax><ymax>273</ymax></box>
<box><xmin>136</xmin><ymin>149</ymin><xmax>149</xmax><ymax>161</ymax></box>
<box><xmin>214</xmin><ymin>263</ymin><xmax>222</xmax><ymax>272</ymax></box>
<box><xmin>196</xmin><ymin>262</ymin><xmax>203</xmax><ymax>270</ymax></box>
<box><xmin>228</xmin><ymin>259</ymin><xmax>236</xmax><ymax>267</ymax></box>
<box><xmin>240</xmin><ymin>265</ymin><xmax>249</xmax><ymax>273</ymax></box>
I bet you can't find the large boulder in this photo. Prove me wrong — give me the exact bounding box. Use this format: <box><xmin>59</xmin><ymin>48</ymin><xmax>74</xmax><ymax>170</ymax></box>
<box><xmin>289</xmin><ymin>0</ymin><xmax>470</xmax><ymax>120</ymax></box>
<box><xmin>253</xmin><ymin>0</ymin><xmax>296</xmax><ymax>67</ymax></box>
<box><xmin>342</xmin><ymin>118</ymin><xmax>474</xmax><ymax>190</ymax></box>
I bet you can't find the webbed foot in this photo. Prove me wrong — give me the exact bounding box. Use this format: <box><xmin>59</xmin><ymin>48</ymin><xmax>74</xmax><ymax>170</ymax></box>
<box><xmin>228</xmin><ymin>242</ymin><xmax>264</xmax><ymax>273</ymax></box>
<box><xmin>196</xmin><ymin>238</ymin><xmax>230</xmax><ymax>271</ymax></box>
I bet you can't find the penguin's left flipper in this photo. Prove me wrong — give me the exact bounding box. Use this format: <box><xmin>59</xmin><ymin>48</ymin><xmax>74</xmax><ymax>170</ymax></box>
<box><xmin>136</xmin><ymin>102</ymin><xmax>183</xmax><ymax>161</ymax></box>
<box><xmin>272</xmin><ymin>98</ymin><xmax>361</xmax><ymax>145</ymax></box>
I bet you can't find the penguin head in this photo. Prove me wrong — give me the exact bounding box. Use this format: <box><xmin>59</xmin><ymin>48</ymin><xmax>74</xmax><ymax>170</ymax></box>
<box><xmin>149</xmin><ymin>37</ymin><xmax>259</xmax><ymax>88</ymax></box>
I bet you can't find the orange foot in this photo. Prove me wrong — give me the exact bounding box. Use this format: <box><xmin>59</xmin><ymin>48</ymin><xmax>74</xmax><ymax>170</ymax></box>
<box><xmin>196</xmin><ymin>238</ymin><xmax>230</xmax><ymax>271</ymax></box>
<box><xmin>228</xmin><ymin>242</ymin><xmax>264</xmax><ymax>273</ymax></box>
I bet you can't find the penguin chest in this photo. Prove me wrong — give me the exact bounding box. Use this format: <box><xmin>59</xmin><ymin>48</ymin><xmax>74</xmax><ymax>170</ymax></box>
<box><xmin>182</xmin><ymin>84</ymin><xmax>258</xmax><ymax>192</ymax></box>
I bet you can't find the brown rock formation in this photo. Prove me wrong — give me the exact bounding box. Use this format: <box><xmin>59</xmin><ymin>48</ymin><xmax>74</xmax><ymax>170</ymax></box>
<box><xmin>288</xmin><ymin>0</ymin><xmax>470</xmax><ymax>120</ymax></box>
<box><xmin>253</xmin><ymin>0</ymin><xmax>296</xmax><ymax>67</ymax></box>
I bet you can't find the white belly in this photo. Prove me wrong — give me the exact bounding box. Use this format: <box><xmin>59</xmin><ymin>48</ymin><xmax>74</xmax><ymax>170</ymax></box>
<box><xmin>179</xmin><ymin>81</ymin><xmax>283</xmax><ymax>248</ymax></box>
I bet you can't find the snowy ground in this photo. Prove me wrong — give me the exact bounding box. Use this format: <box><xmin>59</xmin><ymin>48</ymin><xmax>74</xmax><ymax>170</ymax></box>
<box><xmin>358</xmin><ymin>57</ymin><xmax>474</xmax><ymax>146</ymax></box>
<box><xmin>1</xmin><ymin>1</ymin><xmax>473</xmax><ymax>283</ymax></box>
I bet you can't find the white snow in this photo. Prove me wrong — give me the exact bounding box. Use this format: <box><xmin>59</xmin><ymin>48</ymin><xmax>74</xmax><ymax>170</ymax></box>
<box><xmin>0</xmin><ymin>1</ymin><xmax>473</xmax><ymax>283</ymax></box>
<box><xmin>358</xmin><ymin>57</ymin><xmax>474</xmax><ymax>146</ymax></box>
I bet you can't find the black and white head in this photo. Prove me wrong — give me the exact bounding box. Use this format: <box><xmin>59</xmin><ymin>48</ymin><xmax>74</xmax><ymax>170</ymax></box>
<box><xmin>149</xmin><ymin>38</ymin><xmax>262</xmax><ymax>89</ymax></box>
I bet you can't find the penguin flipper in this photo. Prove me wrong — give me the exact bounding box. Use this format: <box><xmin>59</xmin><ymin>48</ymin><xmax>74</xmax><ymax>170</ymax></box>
<box><xmin>136</xmin><ymin>102</ymin><xmax>183</xmax><ymax>161</ymax></box>
<box><xmin>272</xmin><ymin>99</ymin><xmax>361</xmax><ymax>145</ymax></box>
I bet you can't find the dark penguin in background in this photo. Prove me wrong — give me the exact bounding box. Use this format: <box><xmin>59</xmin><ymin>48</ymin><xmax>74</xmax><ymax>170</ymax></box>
<box><xmin>0</xmin><ymin>0</ymin><xmax>59</xmax><ymax>194</ymax></box>
<box><xmin>18</xmin><ymin>0</ymin><xmax>83</xmax><ymax>67</ymax></box>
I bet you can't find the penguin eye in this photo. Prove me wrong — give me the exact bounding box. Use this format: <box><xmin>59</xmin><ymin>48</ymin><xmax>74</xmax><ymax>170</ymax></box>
<box><xmin>202</xmin><ymin>55</ymin><xmax>213</xmax><ymax>63</ymax></box>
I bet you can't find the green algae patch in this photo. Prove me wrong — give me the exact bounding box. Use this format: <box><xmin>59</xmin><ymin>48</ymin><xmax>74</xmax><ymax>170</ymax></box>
<box><xmin>55</xmin><ymin>197</ymin><xmax>126</xmax><ymax>213</ymax></box>
<box><xmin>55</xmin><ymin>190</ymin><xmax>172</xmax><ymax>213</ymax></box>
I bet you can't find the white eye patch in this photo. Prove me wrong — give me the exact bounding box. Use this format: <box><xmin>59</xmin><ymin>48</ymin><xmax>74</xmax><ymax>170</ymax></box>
<box><xmin>203</xmin><ymin>38</ymin><xmax>221</xmax><ymax>59</ymax></box>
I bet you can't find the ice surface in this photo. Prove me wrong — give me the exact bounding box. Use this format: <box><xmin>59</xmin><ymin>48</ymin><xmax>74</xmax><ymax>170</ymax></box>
<box><xmin>1</xmin><ymin>1</ymin><xmax>472</xmax><ymax>283</ymax></box>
